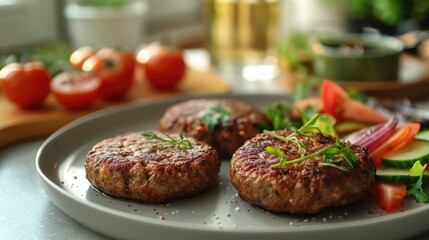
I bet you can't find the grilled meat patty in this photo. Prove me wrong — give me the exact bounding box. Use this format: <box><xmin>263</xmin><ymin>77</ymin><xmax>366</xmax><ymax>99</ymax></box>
<box><xmin>159</xmin><ymin>98</ymin><xmax>269</xmax><ymax>158</ymax></box>
<box><xmin>230</xmin><ymin>129</ymin><xmax>376</xmax><ymax>214</ymax></box>
<box><xmin>85</xmin><ymin>132</ymin><xmax>220</xmax><ymax>203</ymax></box>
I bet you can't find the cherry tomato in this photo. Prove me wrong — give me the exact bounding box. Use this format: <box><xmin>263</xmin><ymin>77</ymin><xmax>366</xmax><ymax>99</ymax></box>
<box><xmin>0</xmin><ymin>62</ymin><xmax>50</xmax><ymax>108</ymax></box>
<box><xmin>137</xmin><ymin>43</ymin><xmax>186</xmax><ymax>90</ymax></box>
<box><xmin>70</xmin><ymin>46</ymin><xmax>97</xmax><ymax>69</ymax></box>
<box><xmin>371</xmin><ymin>182</ymin><xmax>406</xmax><ymax>212</ymax></box>
<box><xmin>82</xmin><ymin>48</ymin><xmax>135</xmax><ymax>100</ymax></box>
<box><xmin>51</xmin><ymin>72</ymin><xmax>101</xmax><ymax>110</ymax></box>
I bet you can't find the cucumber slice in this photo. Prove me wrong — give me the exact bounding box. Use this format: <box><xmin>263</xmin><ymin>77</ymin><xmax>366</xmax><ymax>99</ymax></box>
<box><xmin>416</xmin><ymin>130</ymin><xmax>429</xmax><ymax>142</ymax></box>
<box><xmin>381</xmin><ymin>140</ymin><xmax>429</xmax><ymax>168</ymax></box>
<box><xmin>376</xmin><ymin>168</ymin><xmax>429</xmax><ymax>184</ymax></box>
<box><xmin>335</xmin><ymin>121</ymin><xmax>372</xmax><ymax>133</ymax></box>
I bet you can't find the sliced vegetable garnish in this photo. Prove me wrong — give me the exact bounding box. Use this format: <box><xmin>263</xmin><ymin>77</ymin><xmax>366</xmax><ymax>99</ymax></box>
<box><xmin>415</xmin><ymin>129</ymin><xmax>429</xmax><ymax>142</ymax></box>
<box><xmin>334</xmin><ymin>121</ymin><xmax>372</xmax><ymax>135</ymax></box>
<box><xmin>371</xmin><ymin>182</ymin><xmax>407</xmax><ymax>212</ymax></box>
<box><xmin>343</xmin><ymin>116</ymin><xmax>398</xmax><ymax>152</ymax></box>
<box><xmin>340</xmin><ymin>98</ymin><xmax>388</xmax><ymax>124</ymax></box>
<box><xmin>321</xmin><ymin>80</ymin><xmax>346</xmax><ymax>121</ymax></box>
<box><xmin>381</xmin><ymin>140</ymin><xmax>429</xmax><ymax>169</ymax></box>
<box><xmin>376</xmin><ymin>167</ymin><xmax>429</xmax><ymax>184</ymax></box>
<box><xmin>387</xmin><ymin>122</ymin><xmax>421</xmax><ymax>154</ymax></box>
<box><xmin>320</xmin><ymin>80</ymin><xmax>387</xmax><ymax>124</ymax></box>
<box><xmin>369</xmin><ymin>125</ymin><xmax>410</xmax><ymax>166</ymax></box>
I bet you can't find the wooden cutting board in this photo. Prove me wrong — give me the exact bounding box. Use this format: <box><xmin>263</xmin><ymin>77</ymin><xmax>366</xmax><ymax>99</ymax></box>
<box><xmin>0</xmin><ymin>68</ymin><xmax>230</xmax><ymax>149</ymax></box>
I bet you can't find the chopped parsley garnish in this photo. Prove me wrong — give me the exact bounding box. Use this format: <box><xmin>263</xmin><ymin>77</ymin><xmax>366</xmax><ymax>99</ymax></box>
<box><xmin>142</xmin><ymin>131</ymin><xmax>193</xmax><ymax>148</ymax></box>
<box><xmin>259</xmin><ymin>101</ymin><xmax>319</xmax><ymax>132</ymax></box>
<box><xmin>261</xmin><ymin>101</ymin><xmax>301</xmax><ymax>131</ymax></box>
<box><xmin>200</xmin><ymin>104</ymin><xmax>231</xmax><ymax>131</ymax></box>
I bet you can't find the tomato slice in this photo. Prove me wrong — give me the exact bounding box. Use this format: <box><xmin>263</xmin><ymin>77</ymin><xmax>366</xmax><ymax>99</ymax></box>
<box><xmin>320</xmin><ymin>80</ymin><xmax>347</xmax><ymax>121</ymax></box>
<box><xmin>341</xmin><ymin>99</ymin><xmax>388</xmax><ymax>124</ymax></box>
<box><xmin>51</xmin><ymin>72</ymin><xmax>101</xmax><ymax>110</ymax></box>
<box><xmin>371</xmin><ymin>182</ymin><xmax>406</xmax><ymax>212</ymax></box>
<box><xmin>320</xmin><ymin>80</ymin><xmax>387</xmax><ymax>124</ymax></box>
<box><xmin>369</xmin><ymin>125</ymin><xmax>411</xmax><ymax>166</ymax></box>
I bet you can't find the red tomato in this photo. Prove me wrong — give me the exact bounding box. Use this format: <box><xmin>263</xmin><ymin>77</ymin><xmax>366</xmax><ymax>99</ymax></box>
<box><xmin>0</xmin><ymin>62</ymin><xmax>50</xmax><ymax>108</ymax></box>
<box><xmin>82</xmin><ymin>48</ymin><xmax>135</xmax><ymax>100</ymax></box>
<box><xmin>70</xmin><ymin>46</ymin><xmax>97</xmax><ymax>69</ymax></box>
<box><xmin>320</xmin><ymin>80</ymin><xmax>387</xmax><ymax>123</ymax></box>
<box><xmin>320</xmin><ymin>79</ymin><xmax>348</xmax><ymax>121</ymax></box>
<box><xmin>371</xmin><ymin>182</ymin><xmax>407</xmax><ymax>212</ymax></box>
<box><xmin>50</xmin><ymin>72</ymin><xmax>101</xmax><ymax>110</ymax></box>
<box><xmin>137</xmin><ymin>43</ymin><xmax>186</xmax><ymax>90</ymax></box>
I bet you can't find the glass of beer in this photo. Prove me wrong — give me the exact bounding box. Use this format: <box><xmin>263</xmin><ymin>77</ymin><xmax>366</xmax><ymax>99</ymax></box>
<box><xmin>204</xmin><ymin>0</ymin><xmax>280</xmax><ymax>88</ymax></box>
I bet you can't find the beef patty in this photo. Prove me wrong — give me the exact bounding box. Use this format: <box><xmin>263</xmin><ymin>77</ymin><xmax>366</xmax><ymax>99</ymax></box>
<box><xmin>85</xmin><ymin>131</ymin><xmax>220</xmax><ymax>203</ymax></box>
<box><xmin>230</xmin><ymin>129</ymin><xmax>376</xmax><ymax>214</ymax></box>
<box><xmin>159</xmin><ymin>98</ymin><xmax>269</xmax><ymax>158</ymax></box>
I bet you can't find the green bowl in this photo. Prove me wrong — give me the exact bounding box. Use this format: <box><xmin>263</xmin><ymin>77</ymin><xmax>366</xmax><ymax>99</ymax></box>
<box><xmin>312</xmin><ymin>34</ymin><xmax>404</xmax><ymax>81</ymax></box>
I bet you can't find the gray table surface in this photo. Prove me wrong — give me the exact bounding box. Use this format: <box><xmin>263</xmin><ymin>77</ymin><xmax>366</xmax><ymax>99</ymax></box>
<box><xmin>0</xmin><ymin>138</ymin><xmax>106</xmax><ymax>240</ymax></box>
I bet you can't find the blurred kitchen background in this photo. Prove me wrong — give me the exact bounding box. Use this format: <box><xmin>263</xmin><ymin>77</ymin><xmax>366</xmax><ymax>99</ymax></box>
<box><xmin>1</xmin><ymin>0</ymin><xmax>429</xmax><ymax>48</ymax></box>
<box><xmin>0</xmin><ymin>0</ymin><xmax>204</xmax><ymax>48</ymax></box>
<box><xmin>1</xmin><ymin>0</ymin><xmax>429</xmax><ymax>95</ymax></box>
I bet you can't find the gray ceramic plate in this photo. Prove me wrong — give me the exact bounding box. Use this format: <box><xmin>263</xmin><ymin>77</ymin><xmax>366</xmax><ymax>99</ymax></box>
<box><xmin>36</xmin><ymin>93</ymin><xmax>429</xmax><ymax>240</ymax></box>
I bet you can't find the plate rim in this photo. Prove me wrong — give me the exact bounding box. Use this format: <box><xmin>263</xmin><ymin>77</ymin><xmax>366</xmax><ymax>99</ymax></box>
<box><xmin>35</xmin><ymin>92</ymin><xmax>429</xmax><ymax>239</ymax></box>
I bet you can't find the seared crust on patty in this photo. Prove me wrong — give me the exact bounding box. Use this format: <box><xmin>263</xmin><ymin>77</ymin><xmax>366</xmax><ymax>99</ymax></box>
<box><xmin>159</xmin><ymin>98</ymin><xmax>269</xmax><ymax>158</ymax></box>
<box><xmin>85</xmin><ymin>132</ymin><xmax>220</xmax><ymax>203</ymax></box>
<box><xmin>230</xmin><ymin>130</ymin><xmax>376</xmax><ymax>214</ymax></box>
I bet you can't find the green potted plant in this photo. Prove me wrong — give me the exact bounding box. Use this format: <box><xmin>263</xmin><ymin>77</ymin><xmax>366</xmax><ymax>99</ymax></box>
<box><xmin>346</xmin><ymin>0</ymin><xmax>429</xmax><ymax>34</ymax></box>
<box><xmin>64</xmin><ymin>0</ymin><xmax>147</xmax><ymax>49</ymax></box>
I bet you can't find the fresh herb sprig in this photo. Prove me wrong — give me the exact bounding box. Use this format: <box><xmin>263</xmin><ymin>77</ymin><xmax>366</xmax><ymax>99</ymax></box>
<box><xmin>142</xmin><ymin>132</ymin><xmax>193</xmax><ymax>148</ymax></box>
<box><xmin>264</xmin><ymin>113</ymin><xmax>321</xmax><ymax>154</ymax></box>
<box><xmin>265</xmin><ymin>114</ymin><xmax>357</xmax><ymax>171</ymax></box>
<box><xmin>269</xmin><ymin>137</ymin><xmax>357</xmax><ymax>171</ymax></box>
<box><xmin>200</xmin><ymin>104</ymin><xmax>231</xmax><ymax>131</ymax></box>
<box><xmin>407</xmin><ymin>161</ymin><xmax>429</xmax><ymax>203</ymax></box>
